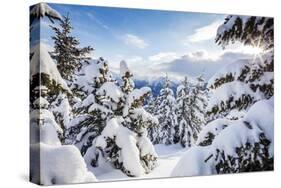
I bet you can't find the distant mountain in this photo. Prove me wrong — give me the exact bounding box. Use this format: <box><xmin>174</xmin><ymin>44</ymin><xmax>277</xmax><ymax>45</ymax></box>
<box><xmin>134</xmin><ymin>77</ymin><xmax>179</xmax><ymax>97</ymax></box>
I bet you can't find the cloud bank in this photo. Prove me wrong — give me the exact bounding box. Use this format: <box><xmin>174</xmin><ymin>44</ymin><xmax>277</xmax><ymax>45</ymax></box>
<box><xmin>147</xmin><ymin>50</ymin><xmax>256</xmax><ymax>80</ymax></box>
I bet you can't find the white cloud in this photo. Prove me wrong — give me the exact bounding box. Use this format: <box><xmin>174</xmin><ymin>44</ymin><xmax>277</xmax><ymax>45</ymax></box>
<box><xmin>149</xmin><ymin>50</ymin><xmax>256</xmax><ymax>79</ymax></box>
<box><xmin>127</xmin><ymin>56</ymin><xmax>143</xmax><ymax>63</ymax></box>
<box><xmin>184</xmin><ymin>20</ymin><xmax>223</xmax><ymax>44</ymax></box>
<box><xmin>124</xmin><ymin>34</ymin><xmax>148</xmax><ymax>49</ymax></box>
<box><xmin>148</xmin><ymin>52</ymin><xmax>179</xmax><ymax>63</ymax></box>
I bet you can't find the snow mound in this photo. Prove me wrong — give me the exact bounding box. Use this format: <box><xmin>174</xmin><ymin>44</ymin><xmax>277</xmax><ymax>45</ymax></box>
<box><xmin>30</xmin><ymin>43</ymin><xmax>71</xmax><ymax>93</ymax></box>
<box><xmin>30</xmin><ymin>143</ymin><xmax>96</xmax><ymax>185</ymax></box>
<box><xmin>171</xmin><ymin>146</ymin><xmax>214</xmax><ymax>177</ymax></box>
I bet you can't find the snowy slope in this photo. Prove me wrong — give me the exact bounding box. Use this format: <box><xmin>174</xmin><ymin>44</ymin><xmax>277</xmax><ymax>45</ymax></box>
<box><xmin>95</xmin><ymin>144</ymin><xmax>187</xmax><ymax>181</ymax></box>
<box><xmin>30</xmin><ymin>143</ymin><xmax>96</xmax><ymax>185</ymax></box>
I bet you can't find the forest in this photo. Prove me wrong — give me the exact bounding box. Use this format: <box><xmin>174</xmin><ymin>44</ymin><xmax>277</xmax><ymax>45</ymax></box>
<box><xmin>29</xmin><ymin>3</ymin><xmax>274</xmax><ymax>185</ymax></box>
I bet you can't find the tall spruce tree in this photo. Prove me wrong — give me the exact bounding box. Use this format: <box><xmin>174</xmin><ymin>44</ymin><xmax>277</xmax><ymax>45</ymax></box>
<box><xmin>155</xmin><ymin>75</ymin><xmax>177</xmax><ymax>145</ymax></box>
<box><xmin>190</xmin><ymin>75</ymin><xmax>207</xmax><ymax>133</ymax></box>
<box><xmin>175</xmin><ymin>76</ymin><xmax>207</xmax><ymax>147</ymax></box>
<box><xmin>175</xmin><ymin>76</ymin><xmax>192</xmax><ymax>147</ymax></box>
<box><xmin>145</xmin><ymin>95</ymin><xmax>159</xmax><ymax>143</ymax></box>
<box><xmin>50</xmin><ymin>14</ymin><xmax>93</xmax><ymax>81</ymax></box>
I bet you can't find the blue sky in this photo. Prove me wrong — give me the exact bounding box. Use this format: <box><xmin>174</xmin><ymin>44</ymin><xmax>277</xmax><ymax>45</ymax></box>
<box><xmin>35</xmin><ymin>3</ymin><xmax>260</xmax><ymax>80</ymax></box>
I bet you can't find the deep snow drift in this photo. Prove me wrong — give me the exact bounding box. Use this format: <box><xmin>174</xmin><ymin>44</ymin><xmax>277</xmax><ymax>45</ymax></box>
<box><xmin>94</xmin><ymin>144</ymin><xmax>188</xmax><ymax>181</ymax></box>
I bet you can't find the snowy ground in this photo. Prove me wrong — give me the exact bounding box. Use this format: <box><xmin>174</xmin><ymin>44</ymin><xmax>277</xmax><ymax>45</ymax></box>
<box><xmin>94</xmin><ymin>144</ymin><xmax>188</xmax><ymax>181</ymax></box>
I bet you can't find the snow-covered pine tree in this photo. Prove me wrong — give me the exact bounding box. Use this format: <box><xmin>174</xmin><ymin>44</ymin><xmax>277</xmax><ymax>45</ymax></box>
<box><xmin>50</xmin><ymin>14</ymin><xmax>93</xmax><ymax>81</ymax></box>
<box><xmin>121</xmin><ymin>61</ymin><xmax>158</xmax><ymax>174</ymax></box>
<box><xmin>188</xmin><ymin>75</ymin><xmax>207</xmax><ymax>134</ymax></box>
<box><xmin>30</xmin><ymin>5</ymin><xmax>76</xmax><ymax>143</ymax></box>
<box><xmin>207</xmin><ymin>16</ymin><xmax>274</xmax><ymax>121</ymax></box>
<box><xmin>172</xmin><ymin>98</ymin><xmax>274</xmax><ymax>176</ymax></box>
<box><xmin>211</xmin><ymin>15</ymin><xmax>274</xmax><ymax>172</ymax></box>
<box><xmin>216</xmin><ymin>16</ymin><xmax>273</xmax><ymax>97</ymax></box>
<box><xmin>185</xmin><ymin>15</ymin><xmax>274</xmax><ymax>174</ymax></box>
<box><xmin>145</xmin><ymin>94</ymin><xmax>159</xmax><ymax>143</ymax></box>
<box><xmin>120</xmin><ymin>60</ymin><xmax>134</xmax><ymax>94</ymax></box>
<box><xmin>65</xmin><ymin>57</ymin><xmax>114</xmax><ymax>152</ymax></box>
<box><xmin>175</xmin><ymin>76</ymin><xmax>207</xmax><ymax>148</ymax></box>
<box><xmin>30</xmin><ymin>42</ymin><xmax>72</xmax><ymax>139</ymax></box>
<box><xmin>90</xmin><ymin>61</ymin><xmax>158</xmax><ymax>177</ymax></box>
<box><xmin>175</xmin><ymin>76</ymin><xmax>192</xmax><ymax>147</ymax></box>
<box><xmin>155</xmin><ymin>75</ymin><xmax>177</xmax><ymax>145</ymax></box>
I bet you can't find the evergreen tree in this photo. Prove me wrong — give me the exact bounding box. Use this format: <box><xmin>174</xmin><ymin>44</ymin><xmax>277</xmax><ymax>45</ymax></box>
<box><xmin>155</xmin><ymin>75</ymin><xmax>177</xmax><ymax>145</ymax></box>
<box><xmin>145</xmin><ymin>95</ymin><xmax>159</xmax><ymax>143</ymax></box>
<box><xmin>189</xmin><ymin>76</ymin><xmax>207</xmax><ymax>133</ymax></box>
<box><xmin>120</xmin><ymin>60</ymin><xmax>134</xmax><ymax>94</ymax></box>
<box><xmin>30</xmin><ymin>5</ymin><xmax>72</xmax><ymax>141</ymax></box>
<box><xmin>207</xmin><ymin>15</ymin><xmax>274</xmax><ymax>120</ymax></box>
<box><xmin>87</xmin><ymin>61</ymin><xmax>158</xmax><ymax>177</ymax></box>
<box><xmin>65</xmin><ymin>57</ymin><xmax>114</xmax><ymax>153</ymax></box>
<box><xmin>175</xmin><ymin>77</ymin><xmax>192</xmax><ymax>147</ymax></box>
<box><xmin>189</xmin><ymin>15</ymin><xmax>275</xmax><ymax>174</ymax></box>
<box><xmin>175</xmin><ymin>76</ymin><xmax>207</xmax><ymax>147</ymax></box>
<box><xmin>30</xmin><ymin>42</ymin><xmax>72</xmax><ymax>142</ymax></box>
<box><xmin>50</xmin><ymin>14</ymin><xmax>93</xmax><ymax>81</ymax></box>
